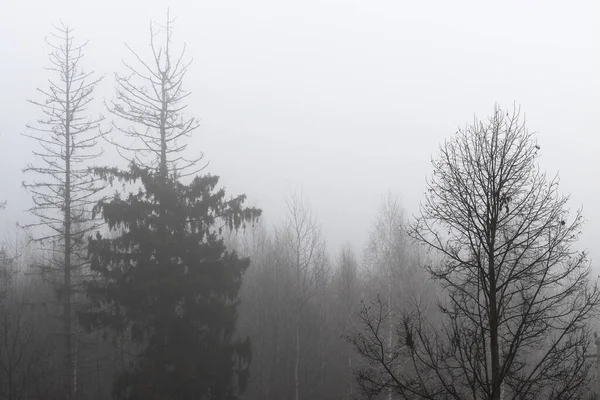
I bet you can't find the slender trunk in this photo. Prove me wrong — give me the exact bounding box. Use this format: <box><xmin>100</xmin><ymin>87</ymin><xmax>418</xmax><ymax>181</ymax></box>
<box><xmin>319</xmin><ymin>298</ymin><xmax>325</xmax><ymax>393</ymax></box>
<box><xmin>387</xmin><ymin>220</ymin><xmax>394</xmax><ymax>400</ymax></box>
<box><xmin>388</xmin><ymin>277</ymin><xmax>393</xmax><ymax>400</ymax></box>
<box><xmin>258</xmin><ymin>321</ymin><xmax>265</xmax><ymax>400</ymax></box>
<box><xmin>7</xmin><ymin>360</ymin><xmax>13</xmax><ymax>400</ymax></box>
<box><xmin>348</xmin><ymin>344</ymin><xmax>353</xmax><ymax>399</ymax></box>
<box><xmin>96</xmin><ymin>338</ymin><xmax>102</xmax><ymax>400</ymax></box>
<box><xmin>119</xmin><ymin>333</ymin><xmax>125</xmax><ymax>370</ymax></box>
<box><xmin>489</xmin><ymin>285</ymin><xmax>500</xmax><ymax>400</ymax></box>
<box><xmin>295</xmin><ymin>241</ymin><xmax>301</xmax><ymax>400</ymax></box>
<box><xmin>295</xmin><ymin>312</ymin><xmax>300</xmax><ymax>400</ymax></box>
<box><xmin>63</xmin><ymin>30</ymin><xmax>73</xmax><ymax>400</ymax></box>
<box><xmin>489</xmin><ymin>249</ymin><xmax>500</xmax><ymax>400</ymax></box>
<box><xmin>74</xmin><ymin>315</ymin><xmax>79</xmax><ymax>397</ymax></box>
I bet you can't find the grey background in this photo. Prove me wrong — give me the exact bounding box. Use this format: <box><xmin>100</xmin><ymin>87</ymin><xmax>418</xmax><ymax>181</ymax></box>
<box><xmin>1</xmin><ymin>0</ymin><xmax>598</xmax><ymax>264</ymax></box>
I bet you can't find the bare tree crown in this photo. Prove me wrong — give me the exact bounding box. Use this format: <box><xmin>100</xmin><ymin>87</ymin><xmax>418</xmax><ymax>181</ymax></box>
<box><xmin>23</xmin><ymin>23</ymin><xmax>105</xmax><ymax>245</ymax></box>
<box><xmin>408</xmin><ymin>105</ymin><xmax>600</xmax><ymax>399</ymax></box>
<box><xmin>349</xmin><ymin>105</ymin><xmax>600</xmax><ymax>400</ymax></box>
<box><xmin>107</xmin><ymin>11</ymin><xmax>202</xmax><ymax>178</ymax></box>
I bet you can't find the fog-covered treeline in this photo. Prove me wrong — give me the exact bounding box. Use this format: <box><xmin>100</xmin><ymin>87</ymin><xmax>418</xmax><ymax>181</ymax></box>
<box><xmin>1</xmin><ymin>11</ymin><xmax>599</xmax><ymax>400</ymax></box>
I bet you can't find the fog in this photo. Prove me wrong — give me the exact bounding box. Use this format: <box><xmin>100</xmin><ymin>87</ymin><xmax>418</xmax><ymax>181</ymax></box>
<box><xmin>1</xmin><ymin>0</ymin><xmax>598</xmax><ymax>257</ymax></box>
<box><xmin>1</xmin><ymin>2</ymin><xmax>600</xmax><ymax>399</ymax></box>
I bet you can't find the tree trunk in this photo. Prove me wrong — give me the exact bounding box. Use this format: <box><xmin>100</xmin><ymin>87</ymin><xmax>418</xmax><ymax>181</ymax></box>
<box><xmin>348</xmin><ymin>345</ymin><xmax>353</xmax><ymax>399</ymax></box>
<box><xmin>388</xmin><ymin>275</ymin><xmax>393</xmax><ymax>400</ymax></box>
<box><xmin>489</xmin><ymin>252</ymin><xmax>500</xmax><ymax>400</ymax></box>
<box><xmin>295</xmin><ymin>313</ymin><xmax>300</xmax><ymax>400</ymax></box>
<box><xmin>63</xmin><ymin>29</ymin><xmax>73</xmax><ymax>400</ymax></box>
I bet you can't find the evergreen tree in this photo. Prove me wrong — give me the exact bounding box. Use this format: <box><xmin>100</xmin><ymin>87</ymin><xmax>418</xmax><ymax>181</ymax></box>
<box><xmin>81</xmin><ymin>164</ymin><xmax>260</xmax><ymax>399</ymax></box>
<box><xmin>79</xmin><ymin>12</ymin><xmax>260</xmax><ymax>398</ymax></box>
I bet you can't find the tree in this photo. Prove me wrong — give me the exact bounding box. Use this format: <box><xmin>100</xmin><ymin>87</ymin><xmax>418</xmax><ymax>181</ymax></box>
<box><xmin>0</xmin><ymin>282</ymin><xmax>50</xmax><ymax>400</ymax></box>
<box><xmin>233</xmin><ymin>212</ymin><xmax>360</xmax><ymax>400</ymax></box>
<box><xmin>105</xmin><ymin>9</ymin><xmax>201</xmax><ymax>179</ymax></box>
<box><xmin>364</xmin><ymin>194</ymin><xmax>408</xmax><ymax>400</ymax></box>
<box><xmin>351</xmin><ymin>105</ymin><xmax>600</xmax><ymax>399</ymax></box>
<box><xmin>278</xmin><ymin>191</ymin><xmax>329</xmax><ymax>400</ymax></box>
<box><xmin>80</xmin><ymin>12</ymin><xmax>261</xmax><ymax>399</ymax></box>
<box><xmin>81</xmin><ymin>166</ymin><xmax>259</xmax><ymax>399</ymax></box>
<box><xmin>353</xmin><ymin>194</ymin><xmax>430</xmax><ymax>400</ymax></box>
<box><xmin>332</xmin><ymin>244</ymin><xmax>360</xmax><ymax>399</ymax></box>
<box><xmin>0</xmin><ymin>237</ymin><xmax>59</xmax><ymax>400</ymax></box>
<box><xmin>22</xmin><ymin>23</ymin><xmax>104</xmax><ymax>400</ymax></box>
<box><xmin>232</xmin><ymin>222</ymin><xmax>289</xmax><ymax>400</ymax></box>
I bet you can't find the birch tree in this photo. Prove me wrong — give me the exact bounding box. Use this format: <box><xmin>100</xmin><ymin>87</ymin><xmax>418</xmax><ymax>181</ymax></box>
<box><xmin>333</xmin><ymin>244</ymin><xmax>360</xmax><ymax>399</ymax></box>
<box><xmin>362</xmin><ymin>194</ymin><xmax>418</xmax><ymax>399</ymax></box>
<box><xmin>279</xmin><ymin>191</ymin><xmax>328</xmax><ymax>400</ymax></box>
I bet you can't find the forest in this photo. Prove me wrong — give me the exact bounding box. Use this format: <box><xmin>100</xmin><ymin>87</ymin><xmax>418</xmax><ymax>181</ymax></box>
<box><xmin>1</xmin><ymin>10</ymin><xmax>599</xmax><ymax>400</ymax></box>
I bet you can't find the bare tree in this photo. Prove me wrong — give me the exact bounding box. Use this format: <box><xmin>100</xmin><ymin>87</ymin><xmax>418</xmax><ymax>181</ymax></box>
<box><xmin>351</xmin><ymin>105</ymin><xmax>600</xmax><ymax>399</ymax></box>
<box><xmin>105</xmin><ymin>9</ymin><xmax>201</xmax><ymax>180</ymax></box>
<box><xmin>364</xmin><ymin>194</ymin><xmax>406</xmax><ymax>397</ymax></box>
<box><xmin>333</xmin><ymin>244</ymin><xmax>360</xmax><ymax>399</ymax></box>
<box><xmin>237</xmin><ymin>222</ymin><xmax>300</xmax><ymax>400</ymax></box>
<box><xmin>278</xmin><ymin>191</ymin><xmax>329</xmax><ymax>400</ymax></box>
<box><xmin>22</xmin><ymin>23</ymin><xmax>104</xmax><ymax>400</ymax></box>
<box><xmin>235</xmin><ymin>218</ymin><xmax>361</xmax><ymax>400</ymax></box>
<box><xmin>232</xmin><ymin>223</ymin><xmax>277</xmax><ymax>399</ymax></box>
<box><xmin>362</xmin><ymin>193</ymin><xmax>430</xmax><ymax>400</ymax></box>
<box><xmin>0</xmin><ymin>285</ymin><xmax>51</xmax><ymax>400</ymax></box>
<box><xmin>0</xmin><ymin>239</ymin><xmax>58</xmax><ymax>400</ymax></box>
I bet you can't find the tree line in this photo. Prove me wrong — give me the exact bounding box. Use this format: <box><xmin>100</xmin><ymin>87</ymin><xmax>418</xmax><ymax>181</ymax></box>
<box><xmin>1</xmin><ymin>12</ymin><xmax>598</xmax><ymax>400</ymax></box>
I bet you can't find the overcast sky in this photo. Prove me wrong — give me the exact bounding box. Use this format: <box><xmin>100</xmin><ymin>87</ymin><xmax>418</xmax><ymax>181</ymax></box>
<box><xmin>1</xmin><ymin>0</ymin><xmax>598</xmax><ymax>264</ymax></box>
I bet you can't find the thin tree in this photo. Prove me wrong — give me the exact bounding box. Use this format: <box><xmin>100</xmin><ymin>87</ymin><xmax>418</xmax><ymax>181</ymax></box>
<box><xmin>105</xmin><ymin>9</ymin><xmax>201</xmax><ymax>180</ymax></box>
<box><xmin>22</xmin><ymin>22</ymin><xmax>104</xmax><ymax>400</ymax></box>
<box><xmin>350</xmin><ymin>105</ymin><xmax>600</xmax><ymax>399</ymax></box>
<box><xmin>359</xmin><ymin>193</ymin><xmax>430</xmax><ymax>400</ymax></box>
<box><xmin>278</xmin><ymin>191</ymin><xmax>328</xmax><ymax>400</ymax></box>
<box><xmin>333</xmin><ymin>244</ymin><xmax>360</xmax><ymax>399</ymax></box>
<box><xmin>0</xmin><ymin>272</ymin><xmax>52</xmax><ymax>400</ymax></box>
<box><xmin>364</xmin><ymin>194</ymin><xmax>406</xmax><ymax>400</ymax></box>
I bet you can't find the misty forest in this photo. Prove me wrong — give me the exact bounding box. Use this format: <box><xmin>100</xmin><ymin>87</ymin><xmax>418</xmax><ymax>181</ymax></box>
<box><xmin>1</xmin><ymin>4</ymin><xmax>599</xmax><ymax>400</ymax></box>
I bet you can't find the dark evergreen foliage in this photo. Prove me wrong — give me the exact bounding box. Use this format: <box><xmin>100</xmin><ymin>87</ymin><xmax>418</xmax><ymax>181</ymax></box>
<box><xmin>80</xmin><ymin>163</ymin><xmax>260</xmax><ymax>399</ymax></box>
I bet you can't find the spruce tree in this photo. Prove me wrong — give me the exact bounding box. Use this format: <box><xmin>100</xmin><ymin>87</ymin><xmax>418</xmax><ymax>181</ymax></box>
<box><xmin>22</xmin><ymin>23</ymin><xmax>104</xmax><ymax>400</ymax></box>
<box><xmin>82</xmin><ymin>166</ymin><xmax>258</xmax><ymax>399</ymax></box>
<box><xmin>80</xmin><ymin>12</ymin><xmax>260</xmax><ymax>399</ymax></box>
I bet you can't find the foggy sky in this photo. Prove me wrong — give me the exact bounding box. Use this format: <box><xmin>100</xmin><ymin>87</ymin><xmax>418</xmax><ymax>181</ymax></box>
<box><xmin>1</xmin><ymin>0</ymin><xmax>598</xmax><ymax>264</ymax></box>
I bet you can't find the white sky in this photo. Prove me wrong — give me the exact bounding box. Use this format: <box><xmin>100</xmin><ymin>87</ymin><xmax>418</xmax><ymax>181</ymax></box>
<box><xmin>0</xmin><ymin>0</ymin><xmax>598</xmax><ymax>265</ymax></box>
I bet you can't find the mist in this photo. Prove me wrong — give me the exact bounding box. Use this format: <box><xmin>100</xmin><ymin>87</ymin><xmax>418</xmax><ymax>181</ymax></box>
<box><xmin>0</xmin><ymin>1</ymin><xmax>599</xmax><ymax>399</ymax></box>
<box><xmin>1</xmin><ymin>0</ymin><xmax>597</xmax><ymax>254</ymax></box>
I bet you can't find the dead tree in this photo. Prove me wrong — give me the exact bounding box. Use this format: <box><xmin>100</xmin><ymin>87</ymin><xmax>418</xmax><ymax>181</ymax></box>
<box><xmin>105</xmin><ymin>10</ymin><xmax>201</xmax><ymax>180</ymax></box>
<box><xmin>22</xmin><ymin>22</ymin><xmax>104</xmax><ymax>400</ymax></box>
<box><xmin>349</xmin><ymin>105</ymin><xmax>600</xmax><ymax>399</ymax></box>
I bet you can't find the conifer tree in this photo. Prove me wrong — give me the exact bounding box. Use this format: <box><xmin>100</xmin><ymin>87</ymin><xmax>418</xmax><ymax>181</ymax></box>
<box><xmin>22</xmin><ymin>23</ymin><xmax>104</xmax><ymax>400</ymax></box>
<box><xmin>80</xmin><ymin>12</ymin><xmax>261</xmax><ymax>399</ymax></box>
<box><xmin>83</xmin><ymin>166</ymin><xmax>259</xmax><ymax>399</ymax></box>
